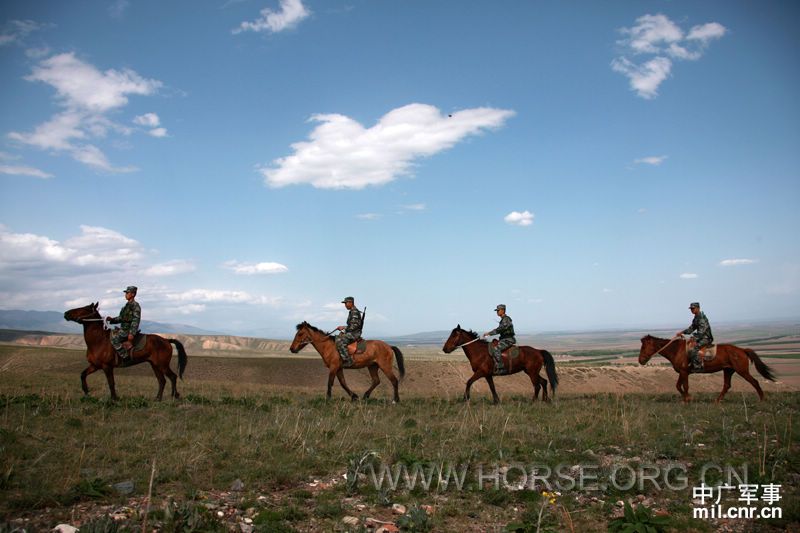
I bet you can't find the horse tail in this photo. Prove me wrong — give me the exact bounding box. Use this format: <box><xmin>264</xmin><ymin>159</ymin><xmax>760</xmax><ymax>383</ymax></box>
<box><xmin>541</xmin><ymin>350</ymin><xmax>559</xmax><ymax>396</ymax></box>
<box><xmin>169</xmin><ymin>339</ymin><xmax>188</xmax><ymax>379</ymax></box>
<box><xmin>391</xmin><ymin>346</ymin><xmax>405</xmax><ymax>380</ymax></box>
<box><xmin>744</xmin><ymin>348</ymin><xmax>776</xmax><ymax>382</ymax></box>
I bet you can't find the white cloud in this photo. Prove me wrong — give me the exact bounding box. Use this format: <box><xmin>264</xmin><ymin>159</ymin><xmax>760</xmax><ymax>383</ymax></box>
<box><xmin>27</xmin><ymin>53</ymin><xmax>161</xmax><ymax>113</ymax></box>
<box><xmin>611</xmin><ymin>56</ymin><xmax>672</xmax><ymax>99</ymax></box>
<box><xmin>356</xmin><ymin>213</ymin><xmax>381</xmax><ymax>220</ymax></box>
<box><xmin>0</xmin><ymin>164</ymin><xmax>53</xmax><ymax>179</ymax></box>
<box><xmin>148</xmin><ymin>127</ymin><xmax>168</xmax><ymax>138</ymax></box>
<box><xmin>109</xmin><ymin>0</ymin><xmax>130</xmax><ymax>18</ymax></box>
<box><xmin>504</xmin><ymin>210</ymin><xmax>534</xmax><ymax>226</ymax></box>
<box><xmin>9</xmin><ymin>111</ymin><xmax>86</xmax><ymax>151</ymax></box>
<box><xmin>260</xmin><ymin>103</ymin><xmax>514</xmax><ymax>189</ymax></box>
<box><xmin>687</xmin><ymin>22</ymin><xmax>727</xmax><ymax>43</ymax></box>
<box><xmin>680</xmin><ymin>272</ymin><xmax>698</xmax><ymax>279</ymax></box>
<box><xmin>71</xmin><ymin>144</ymin><xmax>137</xmax><ymax>173</ymax></box>
<box><xmin>719</xmin><ymin>258</ymin><xmax>758</xmax><ymax>267</ymax></box>
<box><xmin>233</xmin><ymin>0</ymin><xmax>310</xmax><ymax>34</ymax></box>
<box><xmin>0</xmin><ymin>20</ymin><xmax>48</xmax><ymax>47</ymax></box>
<box><xmin>143</xmin><ymin>260</ymin><xmax>196</xmax><ymax>276</ymax></box>
<box><xmin>223</xmin><ymin>260</ymin><xmax>289</xmax><ymax>275</ymax></box>
<box><xmin>134</xmin><ymin>113</ymin><xmax>160</xmax><ymax>127</ymax></box>
<box><xmin>634</xmin><ymin>155</ymin><xmax>668</xmax><ymax>166</ymax></box>
<box><xmin>7</xmin><ymin>53</ymin><xmax>162</xmax><ymax>172</ymax></box>
<box><xmin>612</xmin><ymin>13</ymin><xmax>727</xmax><ymax>99</ymax></box>
<box><xmin>401</xmin><ymin>203</ymin><xmax>426</xmax><ymax>211</ymax></box>
<box><xmin>165</xmin><ymin>289</ymin><xmax>282</xmax><ymax>306</ymax></box>
<box><xmin>621</xmin><ymin>13</ymin><xmax>683</xmax><ymax>55</ymax></box>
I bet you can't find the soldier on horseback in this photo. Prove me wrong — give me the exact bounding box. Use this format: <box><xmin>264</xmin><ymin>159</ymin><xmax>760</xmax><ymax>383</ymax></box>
<box><xmin>335</xmin><ymin>296</ymin><xmax>362</xmax><ymax>367</ymax></box>
<box><xmin>483</xmin><ymin>304</ymin><xmax>516</xmax><ymax>374</ymax></box>
<box><xmin>106</xmin><ymin>285</ymin><xmax>141</xmax><ymax>361</ymax></box>
<box><xmin>678</xmin><ymin>302</ymin><xmax>714</xmax><ymax>372</ymax></box>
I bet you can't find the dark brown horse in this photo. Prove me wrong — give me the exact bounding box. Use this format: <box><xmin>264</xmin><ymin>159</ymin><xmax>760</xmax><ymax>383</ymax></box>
<box><xmin>442</xmin><ymin>325</ymin><xmax>558</xmax><ymax>403</ymax></box>
<box><xmin>638</xmin><ymin>335</ymin><xmax>776</xmax><ymax>403</ymax></box>
<box><xmin>289</xmin><ymin>322</ymin><xmax>405</xmax><ymax>402</ymax></box>
<box><xmin>64</xmin><ymin>302</ymin><xmax>188</xmax><ymax>400</ymax></box>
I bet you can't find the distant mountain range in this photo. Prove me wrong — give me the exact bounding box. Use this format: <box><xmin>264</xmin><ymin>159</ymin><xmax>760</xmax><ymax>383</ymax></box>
<box><xmin>0</xmin><ymin>309</ymin><xmax>220</xmax><ymax>335</ymax></box>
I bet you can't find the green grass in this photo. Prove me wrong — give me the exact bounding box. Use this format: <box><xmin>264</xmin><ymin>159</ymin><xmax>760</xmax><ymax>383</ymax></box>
<box><xmin>1</xmin><ymin>349</ymin><xmax>798</xmax><ymax>532</ymax></box>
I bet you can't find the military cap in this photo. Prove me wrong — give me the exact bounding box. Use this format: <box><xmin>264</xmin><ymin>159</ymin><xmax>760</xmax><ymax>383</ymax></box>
<box><xmin>689</xmin><ymin>302</ymin><xmax>700</xmax><ymax>309</ymax></box>
<box><xmin>494</xmin><ymin>304</ymin><xmax>506</xmax><ymax>311</ymax></box>
<box><xmin>341</xmin><ymin>296</ymin><xmax>354</xmax><ymax>303</ymax></box>
<box><xmin>124</xmin><ymin>286</ymin><xmax>138</xmax><ymax>294</ymax></box>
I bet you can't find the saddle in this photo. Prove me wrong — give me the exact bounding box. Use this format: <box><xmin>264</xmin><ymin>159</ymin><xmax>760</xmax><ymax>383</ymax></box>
<box><xmin>687</xmin><ymin>339</ymin><xmax>717</xmax><ymax>361</ymax></box>
<box><xmin>118</xmin><ymin>330</ymin><xmax>147</xmax><ymax>355</ymax></box>
<box><xmin>490</xmin><ymin>340</ymin><xmax>520</xmax><ymax>360</ymax></box>
<box><xmin>346</xmin><ymin>338</ymin><xmax>367</xmax><ymax>355</ymax></box>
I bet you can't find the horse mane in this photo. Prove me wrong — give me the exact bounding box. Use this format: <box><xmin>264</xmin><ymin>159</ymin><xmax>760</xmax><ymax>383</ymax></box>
<box><xmin>296</xmin><ymin>321</ymin><xmax>334</xmax><ymax>339</ymax></box>
<box><xmin>641</xmin><ymin>334</ymin><xmax>671</xmax><ymax>343</ymax></box>
<box><xmin>456</xmin><ymin>327</ymin><xmax>484</xmax><ymax>343</ymax></box>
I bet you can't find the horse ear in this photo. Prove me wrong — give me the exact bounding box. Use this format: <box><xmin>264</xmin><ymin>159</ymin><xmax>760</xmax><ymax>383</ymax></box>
<box><xmin>456</xmin><ymin>323</ymin><xmax>461</xmax><ymax>329</ymax></box>
<box><xmin>93</xmin><ymin>302</ymin><xmax>98</xmax><ymax>308</ymax></box>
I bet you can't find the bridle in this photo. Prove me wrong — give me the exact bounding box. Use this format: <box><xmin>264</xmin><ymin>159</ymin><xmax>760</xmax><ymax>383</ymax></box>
<box><xmin>653</xmin><ymin>336</ymin><xmax>680</xmax><ymax>357</ymax></box>
<box><xmin>69</xmin><ymin>309</ymin><xmax>108</xmax><ymax>329</ymax></box>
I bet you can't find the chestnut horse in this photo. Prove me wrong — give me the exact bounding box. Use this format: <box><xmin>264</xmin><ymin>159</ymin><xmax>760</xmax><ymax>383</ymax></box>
<box><xmin>638</xmin><ymin>335</ymin><xmax>776</xmax><ymax>403</ymax></box>
<box><xmin>442</xmin><ymin>325</ymin><xmax>558</xmax><ymax>403</ymax></box>
<box><xmin>64</xmin><ymin>303</ymin><xmax>188</xmax><ymax>401</ymax></box>
<box><xmin>289</xmin><ymin>322</ymin><xmax>405</xmax><ymax>402</ymax></box>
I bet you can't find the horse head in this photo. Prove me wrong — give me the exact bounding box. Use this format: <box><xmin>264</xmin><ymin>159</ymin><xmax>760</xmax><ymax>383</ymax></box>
<box><xmin>64</xmin><ymin>302</ymin><xmax>100</xmax><ymax>324</ymax></box>
<box><xmin>290</xmin><ymin>321</ymin><xmax>319</xmax><ymax>353</ymax></box>
<box><xmin>638</xmin><ymin>334</ymin><xmax>659</xmax><ymax>365</ymax></box>
<box><xmin>442</xmin><ymin>324</ymin><xmax>477</xmax><ymax>353</ymax></box>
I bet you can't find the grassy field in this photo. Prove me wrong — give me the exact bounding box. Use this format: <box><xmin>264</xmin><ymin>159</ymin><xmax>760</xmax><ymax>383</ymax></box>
<box><xmin>1</xmin><ymin>345</ymin><xmax>798</xmax><ymax>532</ymax></box>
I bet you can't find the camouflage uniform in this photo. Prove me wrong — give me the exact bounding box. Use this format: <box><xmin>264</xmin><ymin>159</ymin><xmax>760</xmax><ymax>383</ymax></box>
<box><xmin>109</xmin><ymin>294</ymin><xmax>141</xmax><ymax>359</ymax></box>
<box><xmin>336</xmin><ymin>302</ymin><xmax>362</xmax><ymax>366</ymax></box>
<box><xmin>489</xmin><ymin>311</ymin><xmax>516</xmax><ymax>373</ymax></box>
<box><xmin>682</xmin><ymin>306</ymin><xmax>713</xmax><ymax>371</ymax></box>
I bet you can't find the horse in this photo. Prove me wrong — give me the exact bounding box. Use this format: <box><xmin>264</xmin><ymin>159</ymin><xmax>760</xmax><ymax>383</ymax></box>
<box><xmin>289</xmin><ymin>321</ymin><xmax>405</xmax><ymax>402</ymax></box>
<box><xmin>638</xmin><ymin>335</ymin><xmax>777</xmax><ymax>403</ymax></box>
<box><xmin>442</xmin><ymin>325</ymin><xmax>558</xmax><ymax>404</ymax></box>
<box><xmin>64</xmin><ymin>302</ymin><xmax>188</xmax><ymax>401</ymax></box>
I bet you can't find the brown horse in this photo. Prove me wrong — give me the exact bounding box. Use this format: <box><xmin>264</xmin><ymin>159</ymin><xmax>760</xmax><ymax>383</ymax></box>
<box><xmin>289</xmin><ymin>322</ymin><xmax>405</xmax><ymax>402</ymax></box>
<box><xmin>442</xmin><ymin>325</ymin><xmax>558</xmax><ymax>403</ymax></box>
<box><xmin>638</xmin><ymin>335</ymin><xmax>776</xmax><ymax>403</ymax></box>
<box><xmin>64</xmin><ymin>302</ymin><xmax>188</xmax><ymax>401</ymax></box>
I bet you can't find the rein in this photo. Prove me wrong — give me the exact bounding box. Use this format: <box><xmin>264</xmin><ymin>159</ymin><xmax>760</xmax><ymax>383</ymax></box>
<box><xmin>655</xmin><ymin>336</ymin><xmax>680</xmax><ymax>356</ymax></box>
<box><xmin>455</xmin><ymin>337</ymin><xmax>483</xmax><ymax>349</ymax></box>
<box><xmin>73</xmin><ymin>314</ymin><xmax>109</xmax><ymax>330</ymax></box>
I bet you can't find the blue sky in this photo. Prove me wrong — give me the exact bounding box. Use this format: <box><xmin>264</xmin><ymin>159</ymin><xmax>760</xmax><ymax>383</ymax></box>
<box><xmin>1</xmin><ymin>0</ymin><xmax>798</xmax><ymax>337</ymax></box>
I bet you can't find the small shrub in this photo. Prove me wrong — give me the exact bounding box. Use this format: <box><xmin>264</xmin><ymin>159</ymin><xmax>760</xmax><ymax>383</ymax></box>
<box><xmin>608</xmin><ymin>502</ymin><xmax>671</xmax><ymax>533</ymax></box>
<box><xmin>396</xmin><ymin>505</ymin><xmax>432</xmax><ymax>532</ymax></box>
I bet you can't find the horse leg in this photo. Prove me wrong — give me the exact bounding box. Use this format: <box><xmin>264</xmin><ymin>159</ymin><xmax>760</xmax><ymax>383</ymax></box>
<box><xmin>164</xmin><ymin>366</ymin><xmax>180</xmax><ymax>399</ymax></box>
<box><xmin>326</xmin><ymin>370</ymin><xmax>336</xmax><ymax>400</ymax></box>
<box><xmin>335</xmin><ymin>369</ymin><xmax>359</xmax><ymax>401</ymax></box>
<box><xmin>540</xmin><ymin>376</ymin><xmax>548</xmax><ymax>402</ymax></box>
<box><xmin>716</xmin><ymin>368</ymin><xmax>735</xmax><ymax>403</ymax></box>
<box><xmin>464</xmin><ymin>372</ymin><xmax>481</xmax><ymax>402</ymax></box>
<box><xmin>526</xmin><ymin>370</ymin><xmax>541</xmax><ymax>402</ymax></box>
<box><xmin>81</xmin><ymin>364</ymin><xmax>98</xmax><ymax>395</ymax></box>
<box><xmin>679</xmin><ymin>372</ymin><xmax>691</xmax><ymax>403</ymax></box>
<box><xmin>363</xmin><ymin>364</ymin><xmax>381</xmax><ymax>400</ymax></box>
<box><xmin>102</xmin><ymin>366</ymin><xmax>119</xmax><ymax>401</ymax></box>
<box><xmin>485</xmin><ymin>375</ymin><xmax>501</xmax><ymax>404</ymax></box>
<box><xmin>737</xmin><ymin>366</ymin><xmax>765</xmax><ymax>401</ymax></box>
<box><xmin>375</xmin><ymin>358</ymin><xmax>400</xmax><ymax>403</ymax></box>
<box><xmin>149</xmin><ymin>362</ymin><xmax>167</xmax><ymax>401</ymax></box>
